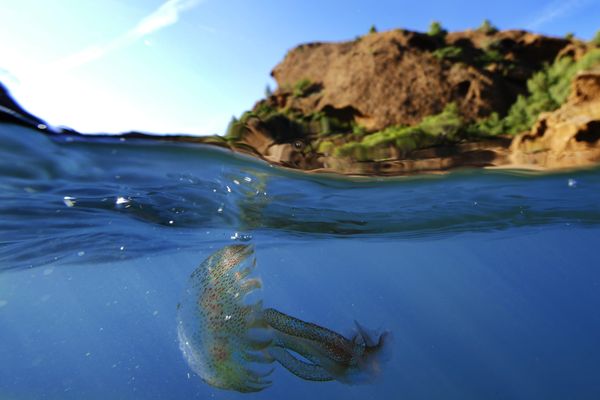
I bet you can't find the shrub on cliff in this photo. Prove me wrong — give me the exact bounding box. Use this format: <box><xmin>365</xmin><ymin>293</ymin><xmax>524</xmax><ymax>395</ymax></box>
<box><xmin>428</xmin><ymin>21</ymin><xmax>447</xmax><ymax>38</ymax></box>
<box><xmin>477</xmin><ymin>49</ymin><xmax>505</xmax><ymax>66</ymax></box>
<box><xmin>225</xmin><ymin>103</ymin><xmax>280</xmax><ymax>140</ymax></box>
<box><xmin>225</xmin><ymin>116</ymin><xmax>244</xmax><ymax>140</ymax></box>
<box><xmin>476</xmin><ymin>38</ymin><xmax>505</xmax><ymax>66</ymax></box>
<box><xmin>334</xmin><ymin>103</ymin><xmax>465</xmax><ymax>160</ymax></box>
<box><xmin>476</xmin><ymin>48</ymin><xmax>600</xmax><ymax>135</ymax></box>
<box><xmin>477</xmin><ymin>19</ymin><xmax>498</xmax><ymax>35</ymax></box>
<box><xmin>432</xmin><ymin>46</ymin><xmax>464</xmax><ymax>61</ymax></box>
<box><xmin>592</xmin><ymin>30</ymin><xmax>600</xmax><ymax>46</ymax></box>
<box><xmin>292</xmin><ymin>78</ymin><xmax>313</xmax><ymax>97</ymax></box>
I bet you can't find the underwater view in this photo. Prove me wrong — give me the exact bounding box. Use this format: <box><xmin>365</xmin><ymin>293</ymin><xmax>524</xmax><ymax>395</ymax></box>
<box><xmin>2</xmin><ymin>1</ymin><xmax>600</xmax><ymax>399</ymax></box>
<box><xmin>2</xmin><ymin>122</ymin><xmax>600</xmax><ymax>399</ymax></box>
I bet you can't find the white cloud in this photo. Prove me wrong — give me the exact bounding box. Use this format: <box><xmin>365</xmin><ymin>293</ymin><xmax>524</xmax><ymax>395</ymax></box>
<box><xmin>133</xmin><ymin>0</ymin><xmax>201</xmax><ymax>36</ymax></box>
<box><xmin>38</xmin><ymin>0</ymin><xmax>204</xmax><ymax>75</ymax></box>
<box><xmin>526</xmin><ymin>0</ymin><xmax>592</xmax><ymax>30</ymax></box>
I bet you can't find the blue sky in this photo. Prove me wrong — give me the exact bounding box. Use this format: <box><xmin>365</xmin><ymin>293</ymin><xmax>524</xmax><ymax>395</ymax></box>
<box><xmin>0</xmin><ymin>0</ymin><xmax>599</xmax><ymax>135</ymax></box>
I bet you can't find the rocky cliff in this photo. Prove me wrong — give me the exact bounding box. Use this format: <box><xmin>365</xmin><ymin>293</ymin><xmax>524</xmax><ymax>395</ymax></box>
<box><xmin>269</xmin><ymin>29</ymin><xmax>571</xmax><ymax>130</ymax></box>
<box><xmin>227</xmin><ymin>25</ymin><xmax>600</xmax><ymax>174</ymax></box>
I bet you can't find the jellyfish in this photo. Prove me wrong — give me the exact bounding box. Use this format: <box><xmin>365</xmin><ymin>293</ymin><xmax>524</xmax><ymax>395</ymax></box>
<box><xmin>176</xmin><ymin>244</ymin><xmax>390</xmax><ymax>393</ymax></box>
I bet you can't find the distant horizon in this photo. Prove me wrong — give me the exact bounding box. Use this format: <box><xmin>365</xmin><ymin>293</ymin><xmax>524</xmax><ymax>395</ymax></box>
<box><xmin>1</xmin><ymin>0</ymin><xmax>599</xmax><ymax>135</ymax></box>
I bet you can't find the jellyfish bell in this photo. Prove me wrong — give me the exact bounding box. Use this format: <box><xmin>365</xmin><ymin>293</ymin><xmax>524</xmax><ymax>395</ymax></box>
<box><xmin>176</xmin><ymin>245</ymin><xmax>274</xmax><ymax>393</ymax></box>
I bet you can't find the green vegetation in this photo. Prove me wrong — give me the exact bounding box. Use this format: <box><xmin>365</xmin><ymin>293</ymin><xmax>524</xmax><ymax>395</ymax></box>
<box><xmin>475</xmin><ymin>48</ymin><xmax>600</xmax><ymax>135</ymax></box>
<box><xmin>317</xmin><ymin>140</ymin><xmax>335</xmax><ymax>155</ymax></box>
<box><xmin>477</xmin><ymin>19</ymin><xmax>498</xmax><ymax>35</ymax></box>
<box><xmin>477</xmin><ymin>49</ymin><xmax>504</xmax><ymax>65</ymax></box>
<box><xmin>427</xmin><ymin>21</ymin><xmax>447</xmax><ymax>38</ymax></box>
<box><xmin>592</xmin><ymin>30</ymin><xmax>600</xmax><ymax>46</ymax></box>
<box><xmin>432</xmin><ymin>45</ymin><xmax>463</xmax><ymax>61</ymax></box>
<box><xmin>334</xmin><ymin>103</ymin><xmax>466</xmax><ymax>160</ymax></box>
<box><xmin>352</xmin><ymin>123</ymin><xmax>367</xmax><ymax>136</ymax></box>
<box><xmin>225</xmin><ymin>116</ymin><xmax>245</xmax><ymax>140</ymax></box>
<box><xmin>565</xmin><ymin>32</ymin><xmax>575</xmax><ymax>41</ymax></box>
<box><xmin>225</xmin><ymin>100</ymin><xmax>354</xmax><ymax>141</ymax></box>
<box><xmin>369</xmin><ymin>25</ymin><xmax>378</xmax><ymax>34</ymax></box>
<box><xmin>293</xmin><ymin>78</ymin><xmax>313</xmax><ymax>97</ymax></box>
<box><xmin>265</xmin><ymin>84</ymin><xmax>273</xmax><ymax>98</ymax></box>
<box><xmin>225</xmin><ymin>102</ymin><xmax>281</xmax><ymax>140</ymax></box>
<box><xmin>475</xmin><ymin>39</ymin><xmax>505</xmax><ymax>65</ymax></box>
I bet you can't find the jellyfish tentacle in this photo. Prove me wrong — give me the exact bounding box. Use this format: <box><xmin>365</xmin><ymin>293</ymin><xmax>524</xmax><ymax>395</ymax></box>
<box><xmin>243</xmin><ymin>350</ymin><xmax>275</xmax><ymax>364</ymax></box>
<box><xmin>243</xmin><ymin>336</ymin><xmax>273</xmax><ymax>350</ymax></box>
<box><xmin>235</xmin><ymin>259</ymin><xmax>256</xmax><ymax>280</ymax></box>
<box><xmin>267</xmin><ymin>346</ymin><xmax>334</xmax><ymax>382</ymax></box>
<box><xmin>264</xmin><ymin>308</ymin><xmax>349</xmax><ymax>345</ymax></box>
<box><xmin>263</xmin><ymin>307</ymin><xmax>390</xmax><ymax>384</ymax></box>
<box><xmin>270</xmin><ymin>323</ymin><xmax>350</xmax><ymax>378</ymax></box>
<box><xmin>240</xmin><ymin>278</ymin><xmax>262</xmax><ymax>295</ymax></box>
<box><xmin>263</xmin><ymin>308</ymin><xmax>355</xmax><ymax>364</ymax></box>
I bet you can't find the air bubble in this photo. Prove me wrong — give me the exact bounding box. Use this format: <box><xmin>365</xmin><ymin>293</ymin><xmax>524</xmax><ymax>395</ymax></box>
<box><xmin>116</xmin><ymin>196</ymin><xmax>130</xmax><ymax>206</ymax></box>
<box><xmin>63</xmin><ymin>196</ymin><xmax>76</xmax><ymax>207</ymax></box>
<box><xmin>230</xmin><ymin>232</ymin><xmax>252</xmax><ymax>241</ymax></box>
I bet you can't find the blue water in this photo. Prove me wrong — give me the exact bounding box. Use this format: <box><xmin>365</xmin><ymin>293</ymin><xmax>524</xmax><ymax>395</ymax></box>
<box><xmin>1</xmin><ymin>123</ymin><xmax>600</xmax><ymax>399</ymax></box>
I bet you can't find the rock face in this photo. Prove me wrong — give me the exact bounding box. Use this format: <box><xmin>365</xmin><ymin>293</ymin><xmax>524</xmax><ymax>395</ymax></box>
<box><xmin>270</xmin><ymin>29</ymin><xmax>571</xmax><ymax>131</ymax></box>
<box><xmin>510</xmin><ymin>70</ymin><xmax>600</xmax><ymax>169</ymax></box>
<box><xmin>231</xmin><ymin>28</ymin><xmax>600</xmax><ymax>174</ymax></box>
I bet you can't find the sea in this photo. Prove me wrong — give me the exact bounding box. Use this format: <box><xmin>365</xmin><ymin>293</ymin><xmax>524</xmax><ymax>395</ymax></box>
<box><xmin>1</xmin><ymin>122</ymin><xmax>600</xmax><ymax>400</ymax></box>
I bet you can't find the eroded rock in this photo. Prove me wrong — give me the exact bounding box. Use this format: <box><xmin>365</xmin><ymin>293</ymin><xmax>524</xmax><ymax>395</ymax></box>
<box><xmin>510</xmin><ymin>70</ymin><xmax>600</xmax><ymax>169</ymax></box>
